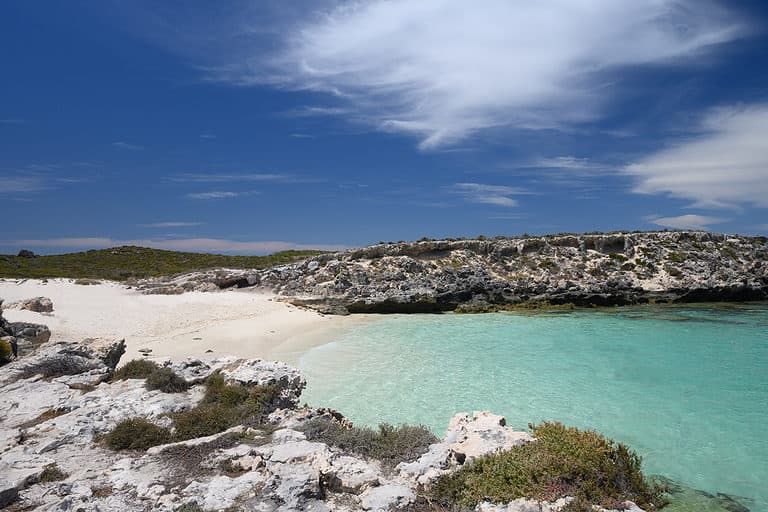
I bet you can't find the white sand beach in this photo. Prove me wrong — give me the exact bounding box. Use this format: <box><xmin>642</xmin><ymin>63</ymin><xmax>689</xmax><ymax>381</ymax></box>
<box><xmin>0</xmin><ymin>279</ymin><xmax>367</xmax><ymax>365</ymax></box>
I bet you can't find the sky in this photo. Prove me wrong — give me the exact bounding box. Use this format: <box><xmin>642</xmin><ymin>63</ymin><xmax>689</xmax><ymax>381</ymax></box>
<box><xmin>2</xmin><ymin>0</ymin><xmax>767</xmax><ymax>254</ymax></box>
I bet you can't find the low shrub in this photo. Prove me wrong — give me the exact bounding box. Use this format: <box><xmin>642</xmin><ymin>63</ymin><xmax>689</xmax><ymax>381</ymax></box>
<box><xmin>145</xmin><ymin>367</ymin><xmax>190</xmax><ymax>393</ymax></box>
<box><xmin>0</xmin><ymin>338</ymin><xmax>13</xmax><ymax>365</ymax></box>
<box><xmin>173</xmin><ymin>404</ymin><xmax>239</xmax><ymax>440</ymax></box>
<box><xmin>105</xmin><ymin>418</ymin><xmax>172</xmax><ymax>451</ymax></box>
<box><xmin>300</xmin><ymin>417</ymin><xmax>438</xmax><ymax>467</ymax></box>
<box><xmin>429</xmin><ymin>422</ymin><xmax>665</xmax><ymax>510</ymax></box>
<box><xmin>104</xmin><ymin>373</ymin><xmax>285</xmax><ymax>451</ymax></box>
<box><xmin>111</xmin><ymin>359</ymin><xmax>159</xmax><ymax>380</ymax></box>
<box><xmin>19</xmin><ymin>355</ymin><xmax>92</xmax><ymax>379</ymax></box>
<box><xmin>38</xmin><ymin>463</ymin><xmax>68</xmax><ymax>483</ymax></box>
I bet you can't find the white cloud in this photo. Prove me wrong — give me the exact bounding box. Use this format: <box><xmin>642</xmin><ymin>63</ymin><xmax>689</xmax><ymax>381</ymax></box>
<box><xmin>1</xmin><ymin>176</ymin><xmax>48</xmax><ymax>193</ymax></box>
<box><xmin>452</xmin><ymin>183</ymin><xmax>527</xmax><ymax>207</ymax></box>
<box><xmin>626</xmin><ymin>104</ymin><xmax>768</xmax><ymax>209</ymax></box>
<box><xmin>186</xmin><ymin>191</ymin><xmax>243</xmax><ymax>200</ymax></box>
<box><xmin>648</xmin><ymin>214</ymin><xmax>727</xmax><ymax>230</ymax></box>
<box><xmin>138</xmin><ymin>222</ymin><xmax>203</xmax><ymax>228</ymax></box>
<box><xmin>199</xmin><ymin>133</ymin><xmax>217</xmax><ymax>139</ymax></box>
<box><xmin>112</xmin><ymin>141</ymin><xmax>144</xmax><ymax>151</ymax></box>
<box><xmin>224</xmin><ymin>0</ymin><xmax>744</xmax><ymax>148</ymax></box>
<box><xmin>4</xmin><ymin>237</ymin><xmax>348</xmax><ymax>254</ymax></box>
<box><xmin>172</xmin><ymin>173</ymin><xmax>288</xmax><ymax>183</ymax></box>
<box><xmin>532</xmin><ymin>157</ymin><xmax>594</xmax><ymax>170</ymax></box>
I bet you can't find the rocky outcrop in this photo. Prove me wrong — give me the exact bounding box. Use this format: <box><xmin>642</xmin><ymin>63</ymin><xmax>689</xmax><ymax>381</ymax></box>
<box><xmin>4</xmin><ymin>297</ymin><xmax>54</xmax><ymax>313</ymax></box>
<box><xmin>0</xmin><ymin>337</ymin><xmax>650</xmax><ymax>512</ymax></box>
<box><xmin>136</xmin><ymin>231</ymin><xmax>768</xmax><ymax>314</ymax></box>
<box><xmin>0</xmin><ymin>302</ymin><xmax>52</xmax><ymax>360</ymax></box>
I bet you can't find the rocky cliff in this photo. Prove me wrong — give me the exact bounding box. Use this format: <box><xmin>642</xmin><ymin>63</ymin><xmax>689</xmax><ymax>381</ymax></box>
<box><xmin>138</xmin><ymin>231</ymin><xmax>768</xmax><ymax>314</ymax></box>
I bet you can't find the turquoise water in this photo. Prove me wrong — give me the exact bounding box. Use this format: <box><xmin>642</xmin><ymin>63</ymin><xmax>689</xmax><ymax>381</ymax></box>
<box><xmin>299</xmin><ymin>304</ymin><xmax>768</xmax><ymax>511</ymax></box>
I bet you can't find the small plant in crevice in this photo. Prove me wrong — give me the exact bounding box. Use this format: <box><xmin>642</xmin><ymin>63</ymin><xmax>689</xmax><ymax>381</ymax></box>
<box><xmin>111</xmin><ymin>359</ymin><xmax>159</xmax><ymax>381</ymax></box>
<box><xmin>38</xmin><ymin>463</ymin><xmax>68</xmax><ymax>483</ymax></box>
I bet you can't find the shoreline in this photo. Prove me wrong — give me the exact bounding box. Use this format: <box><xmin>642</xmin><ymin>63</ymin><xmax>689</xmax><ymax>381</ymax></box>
<box><xmin>0</xmin><ymin>278</ymin><xmax>377</xmax><ymax>366</ymax></box>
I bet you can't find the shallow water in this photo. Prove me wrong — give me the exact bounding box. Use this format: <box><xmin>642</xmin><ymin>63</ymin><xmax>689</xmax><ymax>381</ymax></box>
<box><xmin>299</xmin><ymin>304</ymin><xmax>768</xmax><ymax>511</ymax></box>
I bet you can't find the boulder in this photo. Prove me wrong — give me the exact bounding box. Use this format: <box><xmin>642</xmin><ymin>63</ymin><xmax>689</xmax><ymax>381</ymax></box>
<box><xmin>6</xmin><ymin>297</ymin><xmax>54</xmax><ymax>313</ymax></box>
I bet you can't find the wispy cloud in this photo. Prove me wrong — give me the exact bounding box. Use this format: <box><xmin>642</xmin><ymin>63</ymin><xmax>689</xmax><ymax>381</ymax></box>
<box><xmin>171</xmin><ymin>173</ymin><xmax>289</xmax><ymax>183</ymax></box>
<box><xmin>112</xmin><ymin>141</ymin><xmax>144</xmax><ymax>151</ymax></box>
<box><xmin>451</xmin><ymin>183</ymin><xmax>528</xmax><ymax>208</ymax></box>
<box><xmin>217</xmin><ymin>0</ymin><xmax>745</xmax><ymax>149</ymax></box>
<box><xmin>186</xmin><ymin>191</ymin><xmax>246</xmax><ymax>200</ymax></box>
<box><xmin>532</xmin><ymin>157</ymin><xmax>595</xmax><ymax>171</ymax></box>
<box><xmin>626</xmin><ymin>103</ymin><xmax>768</xmax><ymax>209</ymax></box>
<box><xmin>1</xmin><ymin>175</ymin><xmax>49</xmax><ymax>193</ymax></box>
<box><xmin>282</xmin><ymin>106</ymin><xmax>351</xmax><ymax>118</ymax></box>
<box><xmin>1</xmin><ymin>164</ymin><xmax>85</xmax><ymax>194</ymax></box>
<box><xmin>199</xmin><ymin>133</ymin><xmax>217</xmax><ymax>139</ymax></box>
<box><xmin>137</xmin><ymin>222</ymin><xmax>204</xmax><ymax>228</ymax></box>
<box><xmin>3</xmin><ymin>237</ymin><xmax>348</xmax><ymax>254</ymax></box>
<box><xmin>648</xmin><ymin>214</ymin><xmax>727</xmax><ymax>230</ymax></box>
<box><xmin>0</xmin><ymin>118</ymin><xmax>28</xmax><ymax>124</ymax></box>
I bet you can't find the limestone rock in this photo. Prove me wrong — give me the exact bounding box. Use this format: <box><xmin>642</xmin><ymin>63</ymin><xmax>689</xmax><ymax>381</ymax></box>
<box><xmin>5</xmin><ymin>297</ymin><xmax>54</xmax><ymax>313</ymax></box>
<box><xmin>399</xmin><ymin>411</ymin><xmax>533</xmax><ymax>485</ymax></box>
<box><xmin>134</xmin><ymin>232</ymin><xmax>768</xmax><ymax>313</ymax></box>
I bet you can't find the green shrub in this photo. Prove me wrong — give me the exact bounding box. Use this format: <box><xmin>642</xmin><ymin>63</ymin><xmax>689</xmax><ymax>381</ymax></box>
<box><xmin>300</xmin><ymin>417</ymin><xmax>438</xmax><ymax>467</ymax></box>
<box><xmin>429</xmin><ymin>422</ymin><xmax>665</xmax><ymax>510</ymax></box>
<box><xmin>172</xmin><ymin>404</ymin><xmax>239</xmax><ymax>440</ymax></box>
<box><xmin>0</xmin><ymin>338</ymin><xmax>13</xmax><ymax>365</ymax></box>
<box><xmin>38</xmin><ymin>463</ymin><xmax>68</xmax><ymax>483</ymax></box>
<box><xmin>105</xmin><ymin>418</ymin><xmax>172</xmax><ymax>451</ymax></box>
<box><xmin>667</xmin><ymin>252</ymin><xmax>686</xmax><ymax>264</ymax></box>
<box><xmin>145</xmin><ymin>367</ymin><xmax>190</xmax><ymax>393</ymax></box>
<box><xmin>111</xmin><ymin>359</ymin><xmax>159</xmax><ymax>381</ymax></box>
<box><xmin>104</xmin><ymin>374</ymin><xmax>285</xmax><ymax>451</ymax></box>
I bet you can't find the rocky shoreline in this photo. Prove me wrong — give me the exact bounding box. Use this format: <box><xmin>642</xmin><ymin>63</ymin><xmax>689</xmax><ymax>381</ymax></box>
<box><xmin>1</xmin><ymin>317</ymin><xmax>646</xmax><ymax>511</ymax></box>
<box><xmin>134</xmin><ymin>231</ymin><xmax>768</xmax><ymax>314</ymax></box>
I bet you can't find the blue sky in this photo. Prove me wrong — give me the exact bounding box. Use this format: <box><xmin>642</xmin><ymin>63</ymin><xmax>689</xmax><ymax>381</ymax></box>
<box><xmin>2</xmin><ymin>0</ymin><xmax>767</xmax><ymax>254</ymax></box>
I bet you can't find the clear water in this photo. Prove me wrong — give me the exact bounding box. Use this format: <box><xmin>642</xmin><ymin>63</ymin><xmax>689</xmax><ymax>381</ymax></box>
<box><xmin>298</xmin><ymin>304</ymin><xmax>768</xmax><ymax>511</ymax></box>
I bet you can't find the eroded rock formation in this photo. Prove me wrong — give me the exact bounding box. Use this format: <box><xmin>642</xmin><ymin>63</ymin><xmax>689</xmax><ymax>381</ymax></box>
<box><xmin>137</xmin><ymin>231</ymin><xmax>768</xmax><ymax>314</ymax></box>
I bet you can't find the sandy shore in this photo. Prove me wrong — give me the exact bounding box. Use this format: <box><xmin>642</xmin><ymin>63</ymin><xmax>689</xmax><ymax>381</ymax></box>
<box><xmin>0</xmin><ymin>279</ymin><xmax>370</xmax><ymax>365</ymax></box>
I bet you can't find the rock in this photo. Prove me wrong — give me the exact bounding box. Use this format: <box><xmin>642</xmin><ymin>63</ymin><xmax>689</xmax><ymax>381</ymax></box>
<box><xmin>5</xmin><ymin>297</ymin><xmax>54</xmax><ymax>313</ymax></box>
<box><xmin>133</xmin><ymin>232</ymin><xmax>768</xmax><ymax>313</ymax></box>
<box><xmin>326</xmin><ymin>456</ymin><xmax>380</xmax><ymax>494</ymax></box>
<box><xmin>447</xmin><ymin>411</ymin><xmax>533</xmax><ymax>463</ymax></box>
<box><xmin>359</xmin><ymin>483</ymin><xmax>414</xmax><ymax>511</ymax></box>
<box><xmin>17</xmin><ymin>249</ymin><xmax>36</xmax><ymax>258</ymax></box>
<box><xmin>7</xmin><ymin>322</ymin><xmax>51</xmax><ymax>345</ymax></box>
<box><xmin>476</xmin><ymin>497</ymin><xmax>574</xmax><ymax>511</ymax></box>
<box><xmin>399</xmin><ymin>411</ymin><xmax>533</xmax><ymax>485</ymax></box>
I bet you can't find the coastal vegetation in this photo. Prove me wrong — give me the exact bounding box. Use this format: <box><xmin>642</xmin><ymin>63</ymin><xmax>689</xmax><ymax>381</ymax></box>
<box><xmin>0</xmin><ymin>245</ymin><xmax>324</xmax><ymax>281</ymax></box>
<box><xmin>299</xmin><ymin>416</ymin><xmax>438</xmax><ymax>468</ymax></box>
<box><xmin>425</xmin><ymin>422</ymin><xmax>666</xmax><ymax>511</ymax></box>
<box><xmin>104</xmin><ymin>365</ymin><xmax>285</xmax><ymax>450</ymax></box>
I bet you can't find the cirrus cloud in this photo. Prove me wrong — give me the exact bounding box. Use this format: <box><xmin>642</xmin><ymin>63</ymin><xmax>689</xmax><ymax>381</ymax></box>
<box><xmin>626</xmin><ymin>104</ymin><xmax>768</xmax><ymax>209</ymax></box>
<box><xmin>224</xmin><ymin>0</ymin><xmax>745</xmax><ymax>149</ymax></box>
<box><xmin>648</xmin><ymin>214</ymin><xmax>727</xmax><ymax>230</ymax></box>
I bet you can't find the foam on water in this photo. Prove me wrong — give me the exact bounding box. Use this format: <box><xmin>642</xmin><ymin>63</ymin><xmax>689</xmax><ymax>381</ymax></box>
<box><xmin>299</xmin><ymin>304</ymin><xmax>768</xmax><ymax>511</ymax></box>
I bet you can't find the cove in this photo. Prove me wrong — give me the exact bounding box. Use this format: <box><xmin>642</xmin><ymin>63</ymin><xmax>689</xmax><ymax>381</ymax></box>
<box><xmin>299</xmin><ymin>304</ymin><xmax>768</xmax><ymax>511</ymax></box>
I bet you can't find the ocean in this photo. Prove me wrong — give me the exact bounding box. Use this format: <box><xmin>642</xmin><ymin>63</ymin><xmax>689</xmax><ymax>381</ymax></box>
<box><xmin>299</xmin><ymin>304</ymin><xmax>768</xmax><ymax>511</ymax></box>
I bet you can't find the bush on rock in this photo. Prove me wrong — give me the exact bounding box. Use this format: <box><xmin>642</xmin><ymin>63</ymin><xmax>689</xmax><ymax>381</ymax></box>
<box><xmin>429</xmin><ymin>422</ymin><xmax>666</xmax><ymax>510</ymax></box>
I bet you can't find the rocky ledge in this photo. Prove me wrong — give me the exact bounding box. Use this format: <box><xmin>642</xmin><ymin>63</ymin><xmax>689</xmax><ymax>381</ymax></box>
<box><xmin>137</xmin><ymin>231</ymin><xmax>768</xmax><ymax>314</ymax></box>
<box><xmin>1</xmin><ymin>335</ymin><xmax>652</xmax><ymax>512</ymax></box>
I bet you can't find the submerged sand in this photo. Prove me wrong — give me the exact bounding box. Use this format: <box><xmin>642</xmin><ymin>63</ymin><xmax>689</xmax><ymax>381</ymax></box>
<box><xmin>0</xmin><ymin>279</ymin><xmax>369</xmax><ymax>365</ymax></box>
